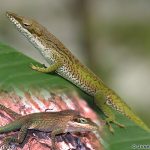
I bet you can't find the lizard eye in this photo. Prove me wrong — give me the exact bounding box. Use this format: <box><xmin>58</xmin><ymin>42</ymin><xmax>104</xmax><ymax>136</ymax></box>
<box><xmin>22</xmin><ymin>19</ymin><xmax>31</xmax><ymax>28</ymax></box>
<box><xmin>78</xmin><ymin>118</ymin><xmax>88</xmax><ymax>124</ymax></box>
<box><xmin>23</xmin><ymin>23</ymin><xmax>30</xmax><ymax>28</ymax></box>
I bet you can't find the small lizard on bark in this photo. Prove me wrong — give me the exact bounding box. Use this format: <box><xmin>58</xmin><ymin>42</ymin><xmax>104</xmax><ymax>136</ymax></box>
<box><xmin>0</xmin><ymin>104</ymin><xmax>98</xmax><ymax>149</ymax></box>
<box><xmin>6</xmin><ymin>12</ymin><xmax>150</xmax><ymax>132</ymax></box>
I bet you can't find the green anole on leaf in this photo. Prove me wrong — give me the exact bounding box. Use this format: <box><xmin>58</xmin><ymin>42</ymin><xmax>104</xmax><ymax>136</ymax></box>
<box><xmin>6</xmin><ymin>12</ymin><xmax>150</xmax><ymax>133</ymax></box>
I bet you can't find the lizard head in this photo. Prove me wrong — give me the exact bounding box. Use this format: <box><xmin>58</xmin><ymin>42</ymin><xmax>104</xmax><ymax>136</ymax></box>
<box><xmin>66</xmin><ymin>116</ymin><xmax>99</xmax><ymax>132</ymax></box>
<box><xmin>6</xmin><ymin>12</ymin><xmax>44</xmax><ymax>37</ymax></box>
<box><xmin>6</xmin><ymin>11</ymin><xmax>54</xmax><ymax>57</ymax></box>
<box><xmin>6</xmin><ymin>11</ymin><xmax>68</xmax><ymax>62</ymax></box>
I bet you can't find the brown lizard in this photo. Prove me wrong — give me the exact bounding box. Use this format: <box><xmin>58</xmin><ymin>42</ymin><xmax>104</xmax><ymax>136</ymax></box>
<box><xmin>0</xmin><ymin>104</ymin><xmax>99</xmax><ymax>149</ymax></box>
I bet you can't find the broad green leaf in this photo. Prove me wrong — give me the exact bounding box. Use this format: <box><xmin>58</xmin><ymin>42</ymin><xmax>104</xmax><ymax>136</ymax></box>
<box><xmin>0</xmin><ymin>42</ymin><xmax>150</xmax><ymax>150</ymax></box>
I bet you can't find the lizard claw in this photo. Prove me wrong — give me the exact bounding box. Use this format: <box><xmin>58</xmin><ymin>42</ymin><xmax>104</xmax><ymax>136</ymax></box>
<box><xmin>30</xmin><ymin>63</ymin><xmax>47</xmax><ymax>72</ymax></box>
<box><xmin>105</xmin><ymin>120</ymin><xmax>114</xmax><ymax>133</ymax></box>
<box><xmin>30</xmin><ymin>63</ymin><xmax>38</xmax><ymax>70</ymax></box>
<box><xmin>113</xmin><ymin>120</ymin><xmax>125</xmax><ymax>128</ymax></box>
<box><xmin>105</xmin><ymin>118</ymin><xmax>125</xmax><ymax>133</ymax></box>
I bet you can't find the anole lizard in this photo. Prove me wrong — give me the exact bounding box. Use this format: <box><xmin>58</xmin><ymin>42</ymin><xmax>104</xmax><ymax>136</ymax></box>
<box><xmin>0</xmin><ymin>104</ymin><xmax>98</xmax><ymax>149</ymax></box>
<box><xmin>6</xmin><ymin>12</ymin><xmax>150</xmax><ymax>132</ymax></box>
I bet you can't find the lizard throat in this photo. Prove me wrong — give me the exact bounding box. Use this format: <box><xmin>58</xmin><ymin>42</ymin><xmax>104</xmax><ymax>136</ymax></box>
<box><xmin>7</xmin><ymin>14</ymin><xmax>53</xmax><ymax>63</ymax></box>
<box><xmin>66</xmin><ymin>121</ymin><xmax>98</xmax><ymax>132</ymax></box>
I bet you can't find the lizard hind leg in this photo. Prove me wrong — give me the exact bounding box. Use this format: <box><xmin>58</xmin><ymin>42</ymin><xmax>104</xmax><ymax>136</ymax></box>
<box><xmin>100</xmin><ymin>103</ymin><xmax>125</xmax><ymax>133</ymax></box>
<box><xmin>94</xmin><ymin>92</ymin><xmax>125</xmax><ymax>133</ymax></box>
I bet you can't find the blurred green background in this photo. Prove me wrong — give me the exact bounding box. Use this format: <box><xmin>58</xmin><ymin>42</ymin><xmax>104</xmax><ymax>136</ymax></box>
<box><xmin>0</xmin><ymin>0</ymin><xmax>150</xmax><ymax>126</ymax></box>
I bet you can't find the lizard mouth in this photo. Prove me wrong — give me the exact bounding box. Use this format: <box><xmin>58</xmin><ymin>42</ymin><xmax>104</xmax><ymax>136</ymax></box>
<box><xmin>6</xmin><ymin>12</ymin><xmax>18</xmax><ymax>19</ymax></box>
<box><xmin>6</xmin><ymin>12</ymin><xmax>22</xmax><ymax>25</ymax></box>
<box><xmin>6</xmin><ymin>11</ymin><xmax>41</xmax><ymax>51</ymax></box>
<box><xmin>67</xmin><ymin>121</ymin><xmax>99</xmax><ymax>132</ymax></box>
<box><xmin>6</xmin><ymin>11</ymin><xmax>25</xmax><ymax>34</ymax></box>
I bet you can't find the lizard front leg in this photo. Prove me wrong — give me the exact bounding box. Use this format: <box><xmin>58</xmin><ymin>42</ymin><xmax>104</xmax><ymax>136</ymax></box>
<box><xmin>95</xmin><ymin>92</ymin><xmax>125</xmax><ymax>133</ymax></box>
<box><xmin>30</xmin><ymin>62</ymin><xmax>62</xmax><ymax>73</ymax></box>
<box><xmin>51</xmin><ymin>128</ymin><xmax>64</xmax><ymax>150</ymax></box>
<box><xmin>2</xmin><ymin>122</ymin><xmax>31</xmax><ymax>146</ymax></box>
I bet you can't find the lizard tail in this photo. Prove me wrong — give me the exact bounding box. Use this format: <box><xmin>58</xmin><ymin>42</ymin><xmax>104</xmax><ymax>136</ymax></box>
<box><xmin>106</xmin><ymin>90</ymin><xmax>150</xmax><ymax>132</ymax></box>
<box><xmin>0</xmin><ymin>104</ymin><xmax>21</xmax><ymax>119</ymax></box>
<box><xmin>0</xmin><ymin>120</ymin><xmax>21</xmax><ymax>133</ymax></box>
<box><xmin>121</xmin><ymin>103</ymin><xmax>150</xmax><ymax>132</ymax></box>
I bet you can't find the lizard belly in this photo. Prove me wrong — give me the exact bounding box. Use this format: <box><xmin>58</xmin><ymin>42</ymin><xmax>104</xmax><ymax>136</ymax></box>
<box><xmin>39</xmin><ymin>48</ymin><xmax>100</xmax><ymax>96</ymax></box>
<box><xmin>56</xmin><ymin>65</ymin><xmax>97</xmax><ymax>96</ymax></box>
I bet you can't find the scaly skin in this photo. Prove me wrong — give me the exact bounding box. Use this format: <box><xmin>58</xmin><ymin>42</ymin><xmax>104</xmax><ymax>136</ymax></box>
<box><xmin>0</xmin><ymin>104</ymin><xmax>98</xmax><ymax>149</ymax></box>
<box><xmin>6</xmin><ymin>12</ymin><xmax>150</xmax><ymax>132</ymax></box>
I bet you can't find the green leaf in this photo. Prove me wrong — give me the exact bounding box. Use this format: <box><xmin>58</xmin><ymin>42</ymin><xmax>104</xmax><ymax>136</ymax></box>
<box><xmin>0</xmin><ymin>42</ymin><xmax>75</xmax><ymax>89</ymax></box>
<box><xmin>0</xmin><ymin>42</ymin><xmax>150</xmax><ymax>150</ymax></box>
